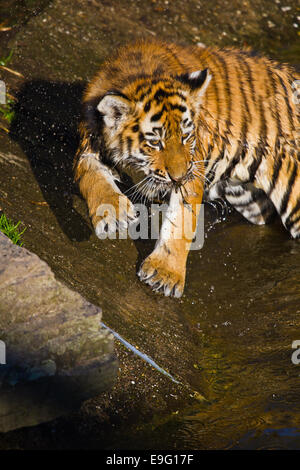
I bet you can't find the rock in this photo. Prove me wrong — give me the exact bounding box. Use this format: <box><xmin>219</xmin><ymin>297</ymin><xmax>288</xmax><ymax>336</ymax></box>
<box><xmin>0</xmin><ymin>232</ymin><xmax>117</xmax><ymax>433</ymax></box>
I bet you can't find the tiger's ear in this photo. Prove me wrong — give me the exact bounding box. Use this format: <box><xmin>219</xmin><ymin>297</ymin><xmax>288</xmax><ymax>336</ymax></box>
<box><xmin>177</xmin><ymin>68</ymin><xmax>212</xmax><ymax>102</ymax></box>
<box><xmin>97</xmin><ymin>92</ymin><xmax>132</xmax><ymax>129</ymax></box>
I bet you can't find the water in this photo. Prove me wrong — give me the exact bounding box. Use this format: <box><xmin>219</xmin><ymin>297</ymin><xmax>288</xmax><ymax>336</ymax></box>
<box><xmin>101</xmin><ymin>212</ymin><xmax>300</xmax><ymax>449</ymax></box>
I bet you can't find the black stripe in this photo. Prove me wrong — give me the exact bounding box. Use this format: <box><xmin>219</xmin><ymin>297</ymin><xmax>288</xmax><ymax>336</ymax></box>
<box><xmin>286</xmin><ymin>213</ymin><xmax>300</xmax><ymax>233</ymax></box>
<box><xmin>214</xmin><ymin>51</ymin><xmax>232</xmax><ymax>128</ymax></box>
<box><xmin>236</xmin><ymin>53</ymin><xmax>257</xmax><ymax>105</ymax></box>
<box><xmin>258</xmin><ymin>95</ymin><xmax>268</xmax><ymax>147</ymax></box>
<box><xmin>203</xmin><ymin>53</ymin><xmax>221</xmax><ymax>129</ymax></box>
<box><xmin>126</xmin><ymin>136</ymin><xmax>133</xmax><ymax>155</ymax></box>
<box><xmin>138</xmin><ymin>132</ymin><xmax>144</xmax><ymax>144</ymax></box>
<box><xmin>277</xmin><ymin>74</ymin><xmax>295</xmax><ymax>133</ymax></box>
<box><xmin>268</xmin><ymin>157</ymin><xmax>283</xmax><ymax>196</ymax></box>
<box><xmin>266</xmin><ymin>65</ymin><xmax>283</xmax><ymax>138</ymax></box>
<box><xmin>138</xmin><ymin>89</ymin><xmax>151</xmax><ymax>102</ymax></box>
<box><xmin>222</xmin><ymin>155</ymin><xmax>240</xmax><ymax>180</ymax></box>
<box><xmin>150</xmin><ymin>106</ymin><xmax>166</xmax><ymax>122</ymax></box>
<box><xmin>285</xmin><ymin>199</ymin><xmax>300</xmax><ymax>231</ymax></box>
<box><xmin>279</xmin><ymin>159</ymin><xmax>298</xmax><ymax>215</ymax></box>
<box><xmin>206</xmin><ymin>145</ymin><xmax>224</xmax><ymax>184</ymax></box>
<box><xmin>250</xmin><ymin>188</ymin><xmax>266</xmax><ymax>204</ymax></box>
<box><xmin>220</xmin><ymin>145</ymin><xmax>241</xmax><ymax>180</ymax></box>
<box><xmin>144</xmin><ymin>101</ymin><xmax>151</xmax><ymax>112</ymax></box>
<box><xmin>153</xmin><ymin>89</ymin><xmax>186</xmax><ymax>102</ymax></box>
<box><xmin>118</xmin><ymin>134</ymin><xmax>124</xmax><ymax>156</ymax></box>
<box><xmin>203</xmin><ymin>144</ymin><xmax>212</xmax><ymax>169</ymax></box>
<box><xmin>248</xmin><ymin>147</ymin><xmax>263</xmax><ymax>182</ymax></box>
<box><xmin>232</xmin><ymin>55</ymin><xmax>250</xmax><ymax>150</ymax></box>
<box><xmin>260</xmin><ymin>202</ymin><xmax>276</xmax><ymax>221</ymax></box>
<box><xmin>135</xmin><ymin>83</ymin><xmax>145</xmax><ymax>94</ymax></box>
<box><xmin>169</xmin><ymin>103</ymin><xmax>187</xmax><ymax>113</ymax></box>
<box><xmin>234</xmin><ymin>53</ymin><xmax>269</xmax><ymax>164</ymax></box>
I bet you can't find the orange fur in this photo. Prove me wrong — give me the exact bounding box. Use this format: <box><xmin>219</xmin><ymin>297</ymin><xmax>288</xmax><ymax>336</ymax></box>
<box><xmin>74</xmin><ymin>40</ymin><xmax>299</xmax><ymax>297</ymax></box>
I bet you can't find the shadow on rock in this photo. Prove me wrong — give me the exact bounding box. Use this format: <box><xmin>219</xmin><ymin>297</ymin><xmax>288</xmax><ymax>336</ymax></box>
<box><xmin>10</xmin><ymin>80</ymin><xmax>92</xmax><ymax>242</ymax></box>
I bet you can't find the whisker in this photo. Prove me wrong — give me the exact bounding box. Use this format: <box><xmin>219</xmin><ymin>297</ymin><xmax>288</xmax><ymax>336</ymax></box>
<box><xmin>124</xmin><ymin>175</ymin><xmax>149</xmax><ymax>195</ymax></box>
<box><xmin>129</xmin><ymin>178</ymin><xmax>150</xmax><ymax>204</ymax></box>
<box><xmin>192</xmin><ymin>170</ymin><xmax>211</xmax><ymax>185</ymax></box>
<box><xmin>192</xmin><ymin>166</ymin><xmax>216</xmax><ymax>179</ymax></box>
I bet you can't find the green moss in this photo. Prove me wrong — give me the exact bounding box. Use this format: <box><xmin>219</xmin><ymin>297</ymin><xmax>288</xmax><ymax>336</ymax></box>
<box><xmin>0</xmin><ymin>49</ymin><xmax>14</xmax><ymax>67</ymax></box>
<box><xmin>0</xmin><ymin>214</ymin><xmax>26</xmax><ymax>246</ymax></box>
<box><xmin>0</xmin><ymin>99</ymin><xmax>15</xmax><ymax>124</ymax></box>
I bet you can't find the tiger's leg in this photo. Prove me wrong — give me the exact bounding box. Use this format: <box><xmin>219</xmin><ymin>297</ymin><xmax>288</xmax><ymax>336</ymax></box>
<box><xmin>138</xmin><ymin>178</ymin><xmax>203</xmax><ymax>298</ymax></box>
<box><xmin>255</xmin><ymin>153</ymin><xmax>300</xmax><ymax>238</ymax></box>
<box><xmin>223</xmin><ymin>181</ymin><xmax>276</xmax><ymax>225</ymax></box>
<box><xmin>74</xmin><ymin>153</ymin><xmax>137</xmax><ymax>238</ymax></box>
<box><xmin>208</xmin><ymin>180</ymin><xmax>276</xmax><ymax>225</ymax></box>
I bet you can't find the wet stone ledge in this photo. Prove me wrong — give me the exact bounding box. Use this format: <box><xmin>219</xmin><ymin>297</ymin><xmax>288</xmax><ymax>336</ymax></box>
<box><xmin>0</xmin><ymin>232</ymin><xmax>117</xmax><ymax>433</ymax></box>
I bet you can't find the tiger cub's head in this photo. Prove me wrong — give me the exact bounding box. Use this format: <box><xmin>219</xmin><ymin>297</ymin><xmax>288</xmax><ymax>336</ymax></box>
<box><xmin>87</xmin><ymin>69</ymin><xmax>211</xmax><ymax>199</ymax></box>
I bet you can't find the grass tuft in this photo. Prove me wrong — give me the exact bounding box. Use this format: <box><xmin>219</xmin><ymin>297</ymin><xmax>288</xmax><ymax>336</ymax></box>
<box><xmin>0</xmin><ymin>49</ymin><xmax>13</xmax><ymax>66</ymax></box>
<box><xmin>0</xmin><ymin>213</ymin><xmax>26</xmax><ymax>246</ymax></box>
<box><xmin>0</xmin><ymin>98</ymin><xmax>15</xmax><ymax>124</ymax></box>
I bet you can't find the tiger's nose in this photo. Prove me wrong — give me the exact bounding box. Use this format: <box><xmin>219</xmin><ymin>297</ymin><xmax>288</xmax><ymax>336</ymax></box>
<box><xmin>167</xmin><ymin>172</ymin><xmax>183</xmax><ymax>183</ymax></box>
<box><xmin>166</xmin><ymin>163</ymin><xmax>190</xmax><ymax>184</ymax></box>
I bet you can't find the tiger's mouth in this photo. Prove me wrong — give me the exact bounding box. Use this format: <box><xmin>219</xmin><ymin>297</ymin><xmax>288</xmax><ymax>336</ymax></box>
<box><xmin>124</xmin><ymin>163</ymin><xmax>196</xmax><ymax>203</ymax></box>
<box><xmin>151</xmin><ymin>165</ymin><xmax>195</xmax><ymax>189</ymax></box>
<box><xmin>138</xmin><ymin>168</ymin><xmax>195</xmax><ymax>201</ymax></box>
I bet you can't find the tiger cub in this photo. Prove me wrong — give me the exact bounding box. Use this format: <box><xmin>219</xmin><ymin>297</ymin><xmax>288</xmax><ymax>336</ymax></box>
<box><xmin>74</xmin><ymin>40</ymin><xmax>299</xmax><ymax>297</ymax></box>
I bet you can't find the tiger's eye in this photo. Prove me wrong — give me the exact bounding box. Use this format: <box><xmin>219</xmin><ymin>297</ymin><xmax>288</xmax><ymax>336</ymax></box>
<box><xmin>149</xmin><ymin>139</ymin><xmax>160</xmax><ymax>146</ymax></box>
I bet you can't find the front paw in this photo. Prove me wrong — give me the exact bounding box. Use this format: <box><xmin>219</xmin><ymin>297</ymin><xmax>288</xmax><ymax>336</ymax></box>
<box><xmin>138</xmin><ymin>253</ymin><xmax>185</xmax><ymax>298</ymax></box>
<box><xmin>93</xmin><ymin>194</ymin><xmax>137</xmax><ymax>238</ymax></box>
